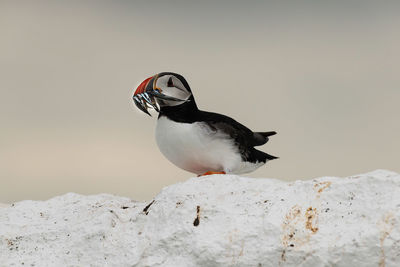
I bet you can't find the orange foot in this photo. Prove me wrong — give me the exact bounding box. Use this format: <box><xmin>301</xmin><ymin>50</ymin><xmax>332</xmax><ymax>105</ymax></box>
<box><xmin>198</xmin><ymin>171</ymin><xmax>226</xmax><ymax>177</ymax></box>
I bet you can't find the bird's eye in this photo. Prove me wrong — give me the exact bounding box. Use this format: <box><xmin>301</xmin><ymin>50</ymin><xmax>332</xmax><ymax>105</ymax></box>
<box><xmin>167</xmin><ymin>77</ymin><xmax>174</xmax><ymax>87</ymax></box>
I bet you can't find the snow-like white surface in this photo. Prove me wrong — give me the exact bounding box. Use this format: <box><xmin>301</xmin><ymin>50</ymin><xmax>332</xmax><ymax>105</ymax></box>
<box><xmin>1</xmin><ymin>170</ymin><xmax>399</xmax><ymax>266</ymax></box>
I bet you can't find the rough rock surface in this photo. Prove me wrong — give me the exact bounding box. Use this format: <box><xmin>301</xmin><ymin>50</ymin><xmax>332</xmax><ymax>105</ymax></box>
<box><xmin>1</xmin><ymin>170</ymin><xmax>399</xmax><ymax>267</ymax></box>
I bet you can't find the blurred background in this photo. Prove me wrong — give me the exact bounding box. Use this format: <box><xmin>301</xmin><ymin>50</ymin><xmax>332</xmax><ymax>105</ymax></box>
<box><xmin>1</xmin><ymin>1</ymin><xmax>399</xmax><ymax>203</ymax></box>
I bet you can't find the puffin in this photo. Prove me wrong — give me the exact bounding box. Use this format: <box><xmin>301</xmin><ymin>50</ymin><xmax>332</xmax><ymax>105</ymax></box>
<box><xmin>133</xmin><ymin>72</ymin><xmax>277</xmax><ymax>176</ymax></box>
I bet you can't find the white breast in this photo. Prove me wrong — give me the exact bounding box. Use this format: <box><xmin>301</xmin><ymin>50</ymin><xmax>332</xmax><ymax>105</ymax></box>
<box><xmin>155</xmin><ymin>116</ymin><xmax>243</xmax><ymax>175</ymax></box>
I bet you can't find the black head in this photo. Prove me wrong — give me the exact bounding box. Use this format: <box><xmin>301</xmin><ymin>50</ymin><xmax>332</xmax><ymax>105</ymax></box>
<box><xmin>133</xmin><ymin>72</ymin><xmax>197</xmax><ymax>116</ymax></box>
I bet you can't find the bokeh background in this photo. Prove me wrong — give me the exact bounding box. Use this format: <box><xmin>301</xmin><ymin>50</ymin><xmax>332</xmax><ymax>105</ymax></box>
<box><xmin>1</xmin><ymin>1</ymin><xmax>399</xmax><ymax>203</ymax></box>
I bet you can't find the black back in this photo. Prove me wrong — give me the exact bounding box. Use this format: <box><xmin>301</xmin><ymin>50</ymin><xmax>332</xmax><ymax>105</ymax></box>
<box><xmin>159</xmin><ymin>106</ymin><xmax>277</xmax><ymax>164</ymax></box>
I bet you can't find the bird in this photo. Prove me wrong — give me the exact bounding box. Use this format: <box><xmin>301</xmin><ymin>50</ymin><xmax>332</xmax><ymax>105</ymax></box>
<box><xmin>133</xmin><ymin>72</ymin><xmax>277</xmax><ymax>176</ymax></box>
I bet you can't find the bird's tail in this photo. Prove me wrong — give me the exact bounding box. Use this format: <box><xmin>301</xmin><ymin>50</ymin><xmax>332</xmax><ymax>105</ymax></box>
<box><xmin>257</xmin><ymin>131</ymin><xmax>277</xmax><ymax>138</ymax></box>
<box><xmin>252</xmin><ymin>131</ymin><xmax>277</xmax><ymax>146</ymax></box>
<box><xmin>252</xmin><ymin>149</ymin><xmax>279</xmax><ymax>162</ymax></box>
<box><xmin>263</xmin><ymin>151</ymin><xmax>279</xmax><ymax>161</ymax></box>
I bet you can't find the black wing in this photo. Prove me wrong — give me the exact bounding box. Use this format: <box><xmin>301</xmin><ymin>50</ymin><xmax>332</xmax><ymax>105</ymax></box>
<box><xmin>197</xmin><ymin>110</ymin><xmax>277</xmax><ymax>162</ymax></box>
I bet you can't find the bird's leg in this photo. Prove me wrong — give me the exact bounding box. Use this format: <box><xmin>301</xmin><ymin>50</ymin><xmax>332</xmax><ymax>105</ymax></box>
<box><xmin>198</xmin><ymin>171</ymin><xmax>226</xmax><ymax>177</ymax></box>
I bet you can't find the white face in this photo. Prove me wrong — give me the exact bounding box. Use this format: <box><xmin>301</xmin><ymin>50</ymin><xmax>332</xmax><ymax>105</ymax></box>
<box><xmin>155</xmin><ymin>75</ymin><xmax>192</xmax><ymax>107</ymax></box>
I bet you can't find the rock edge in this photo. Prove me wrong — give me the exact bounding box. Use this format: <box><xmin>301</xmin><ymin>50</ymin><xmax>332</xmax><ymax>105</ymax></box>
<box><xmin>1</xmin><ymin>170</ymin><xmax>399</xmax><ymax>267</ymax></box>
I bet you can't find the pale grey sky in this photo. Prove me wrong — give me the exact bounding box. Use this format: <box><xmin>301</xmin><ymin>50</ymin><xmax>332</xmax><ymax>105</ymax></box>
<box><xmin>1</xmin><ymin>1</ymin><xmax>399</xmax><ymax>203</ymax></box>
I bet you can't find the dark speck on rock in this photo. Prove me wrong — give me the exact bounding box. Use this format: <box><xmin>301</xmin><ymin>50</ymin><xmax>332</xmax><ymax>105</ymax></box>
<box><xmin>143</xmin><ymin>200</ymin><xmax>155</xmax><ymax>215</ymax></box>
<box><xmin>193</xmin><ymin>206</ymin><xmax>200</xmax><ymax>227</ymax></box>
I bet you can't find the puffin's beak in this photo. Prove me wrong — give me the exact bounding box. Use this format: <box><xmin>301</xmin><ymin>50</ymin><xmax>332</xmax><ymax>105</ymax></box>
<box><xmin>133</xmin><ymin>76</ymin><xmax>157</xmax><ymax>116</ymax></box>
<box><xmin>133</xmin><ymin>74</ymin><xmax>186</xmax><ymax>116</ymax></box>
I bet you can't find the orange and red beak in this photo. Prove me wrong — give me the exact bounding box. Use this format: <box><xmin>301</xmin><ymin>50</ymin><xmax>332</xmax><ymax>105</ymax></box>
<box><xmin>133</xmin><ymin>75</ymin><xmax>158</xmax><ymax>116</ymax></box>
<box><xmin>134</xmin><ymin>76</ymin><xmax>154</xmax><ymax>96</ymax></box>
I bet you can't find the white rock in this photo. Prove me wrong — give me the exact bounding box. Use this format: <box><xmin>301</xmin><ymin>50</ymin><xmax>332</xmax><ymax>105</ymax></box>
<box><xmin>0</xmin><ymin>170</ymin><xmax>399</xmax><ymax>267</ymax></box>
